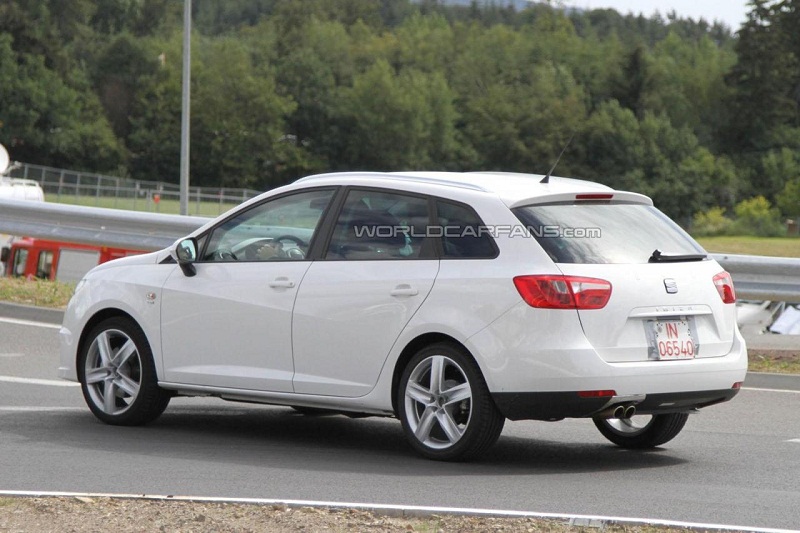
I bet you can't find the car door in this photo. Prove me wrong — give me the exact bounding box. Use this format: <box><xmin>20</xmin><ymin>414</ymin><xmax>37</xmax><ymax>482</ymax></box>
<box><xmin>292</xmin><ymin>188</ymin><xmax>439</xmax><ymax>397</ymax></box>
<box><xmin>160</xmin><ymin>188</ymin><xmax>335</xmax><ymax>392</ymax></box>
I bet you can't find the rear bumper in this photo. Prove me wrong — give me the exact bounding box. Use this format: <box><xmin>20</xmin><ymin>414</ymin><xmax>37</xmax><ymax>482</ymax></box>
<box><xmin>493</xmin><ymin>387</ymin><xmax>740</xmax><ymax>421</ymax></box>
<box><xmin>467</xmin><ymin>302</ymin><xmax>748</xmax><ymax>396</ymax></box>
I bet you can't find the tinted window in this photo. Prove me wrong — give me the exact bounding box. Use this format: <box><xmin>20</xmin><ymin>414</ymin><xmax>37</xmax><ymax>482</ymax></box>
<box><xmin>202</xmin><ymin>189</ymin><xmax>334</xmax><ymax>262</ymax></box>
<box><xmin>513</xmin><ymin>203</ymin><xmax>704</xmax><ymax>264</ymax></box>
<box><xmin>327</xmin><ymin>190</ymin><xmax>429</xmax><ymax>260</ymax></box>
<box><xmin>437</xmin><ymin>201</ymin><xmax>497</xmax><ymax>259</ymax></box>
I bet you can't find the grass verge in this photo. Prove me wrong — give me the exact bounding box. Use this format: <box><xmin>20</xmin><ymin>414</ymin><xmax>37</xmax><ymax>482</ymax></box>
<box><xmin>0</xmin><ymin>277</ymin><xmax>74</xmax><ymax>308</ymax></box>
<box><xmin>695</xmin><ymin>235</ymin><xmax>800</xmax><ymax>257</ymax></box>
<box><xmin>53</xmin><ymin>195</ymin><xmax>239</xmax><ymax>217</ymax></box>
<box><xmin>748</xmin><ymin>350</ymin><xmax>800</xmax><ymax>374</ymax></box>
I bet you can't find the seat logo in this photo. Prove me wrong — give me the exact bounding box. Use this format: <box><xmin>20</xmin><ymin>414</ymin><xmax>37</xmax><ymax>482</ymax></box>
<box><xmin>664</xmin><ymin>279</ymin><xmax>678</xmax><ymax>294</ymax></box>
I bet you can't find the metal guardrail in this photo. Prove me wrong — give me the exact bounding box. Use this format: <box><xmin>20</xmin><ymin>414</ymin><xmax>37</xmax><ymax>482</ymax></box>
<box><xmin>0</xmin><ymin>198</ymin><xmax>208</xmax><ymax>251</ymax></box>
<box><xmin>1</xmin><ymin>198</ymin><xmax>800</xmax><ymax>302</ymax></box>
<box><xmin>710</xmin><ymin>253</ymin><xmax>800</xmax><ymax>303</ymax></box>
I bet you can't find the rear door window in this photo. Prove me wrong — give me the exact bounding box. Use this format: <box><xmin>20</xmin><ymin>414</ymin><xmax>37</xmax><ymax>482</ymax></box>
<box><xmin>326</xmin><ymin>190</ymin><xmax>431</xmax><ymax>260</ymax></box>
<box><xmin>513</xmin><ymin>203</ymin><xmax>704</xmax><ymax>264</ymax></box>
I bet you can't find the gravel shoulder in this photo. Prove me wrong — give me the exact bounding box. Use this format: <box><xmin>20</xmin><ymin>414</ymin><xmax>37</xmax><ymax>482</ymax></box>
<box><xmin>0</xmin><ymin>497</ymin><xmax>736</xmax><ymax>533</ymax></box>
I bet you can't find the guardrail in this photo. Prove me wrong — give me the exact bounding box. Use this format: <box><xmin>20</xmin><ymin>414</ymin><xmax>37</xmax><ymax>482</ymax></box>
<box><xmin>710</xmin><ymin>253</ymin><xmax>800</xmax><ymax>303</ymax></box>
<box><xmin>1</xmin><ymin>198</ymin><xmax>799</xmax><ymax>302</ymax></box>
<box><xmin>0</xmin><ymin>198</ymin><xmax>208</xmax><ymax>251</ymax></box>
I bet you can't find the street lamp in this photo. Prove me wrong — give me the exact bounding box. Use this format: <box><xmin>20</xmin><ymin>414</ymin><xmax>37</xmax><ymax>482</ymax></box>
<box><xmin>179</xmin><ymin>0</ymin><xmax>191</xmax><ymax>216</ymax></box>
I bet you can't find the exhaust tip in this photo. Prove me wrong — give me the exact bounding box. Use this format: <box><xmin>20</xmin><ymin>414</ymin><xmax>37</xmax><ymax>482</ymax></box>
<box><xmin>613</xmin><ymin>405</ymin><xmax>625</xmax><ymax>419</ymax></box>
<box><xmin>623</xmin><ymin>405</ymin><xmax>636</xmax><ymax>418</ymax></box>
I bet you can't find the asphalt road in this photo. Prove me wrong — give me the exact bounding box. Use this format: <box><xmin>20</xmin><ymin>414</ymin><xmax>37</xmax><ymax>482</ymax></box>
<box><xmin>1</xmin><ymin>309</ymin><xmax>799</xmax><ymax>531</ymax></box>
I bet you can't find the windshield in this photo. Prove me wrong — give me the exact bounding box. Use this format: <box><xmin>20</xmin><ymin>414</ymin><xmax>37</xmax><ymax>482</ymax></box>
<box><xmin>513</xmin><ymin>203</ymin><xmax>705</xmax><ymax>264</ymax></box>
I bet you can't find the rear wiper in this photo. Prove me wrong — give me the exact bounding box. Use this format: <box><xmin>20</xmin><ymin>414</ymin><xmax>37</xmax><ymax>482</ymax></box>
<box><xmin>648</xmin><ymin>249</ymin><xmax>707</xmax><ymax>263</ymax></box>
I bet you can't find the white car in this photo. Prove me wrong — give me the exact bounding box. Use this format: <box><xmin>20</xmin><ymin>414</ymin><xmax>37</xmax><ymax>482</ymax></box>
<box><xmin>58</xmin><ymin>171</ymin><xmax>747</xmax><ymax>461</ymax></box>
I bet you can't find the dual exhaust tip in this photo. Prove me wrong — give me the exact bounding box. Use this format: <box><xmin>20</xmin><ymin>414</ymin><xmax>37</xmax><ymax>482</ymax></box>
<box><xmin>599</xmin><ymin>404</ymin><xmax>637</xmax><ymax>419</ymax></box>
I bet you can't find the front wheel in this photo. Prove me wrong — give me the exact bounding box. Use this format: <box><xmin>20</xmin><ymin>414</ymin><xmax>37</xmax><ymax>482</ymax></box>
<box><xmin>78</xmin><ymin>316</ymin><xmax>170</xmax><ymax>426</ymax></box>
<box><xmin>397</xmin><ymin>343</ymin><xmax>504</xmax><ymax>461</ymax></box>
<box><xmin>593</xmin><ymin>413</ymin><xmax>689</xmax><ymax>449</ymax></box>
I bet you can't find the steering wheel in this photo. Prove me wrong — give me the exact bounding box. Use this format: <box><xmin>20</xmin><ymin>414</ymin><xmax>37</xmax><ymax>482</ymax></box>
<box><xmin>274</xmin><ymin>235</ymin><xmax>307</xmax><ymax>259</ymax></box>
<box><xmin>274</xmin><ymin>235</ymin><xmax>306</xmax><ymax>247</ymax></box>
<box><xmin>214</xmin><ymin>248</ymin><xmax>238</xmax><ymax>261</ymax></box>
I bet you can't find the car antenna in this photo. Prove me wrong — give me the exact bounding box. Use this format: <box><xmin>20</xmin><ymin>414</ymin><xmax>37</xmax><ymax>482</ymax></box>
<box><xmin>540</xmin><ymin>133</ymin><xmax>574</xmax><ymax>184</ymax></box>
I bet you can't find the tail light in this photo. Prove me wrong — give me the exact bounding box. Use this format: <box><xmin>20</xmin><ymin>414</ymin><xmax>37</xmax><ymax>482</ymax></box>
<box><xmin>713</xmin><ymin>271</ymin><xmax>736</xmax><ymax>304</ymax></box>
<box><xmin>513</xmin><ymin>275</ymin><xmax>612</xmax><ymax>310</ymax></box>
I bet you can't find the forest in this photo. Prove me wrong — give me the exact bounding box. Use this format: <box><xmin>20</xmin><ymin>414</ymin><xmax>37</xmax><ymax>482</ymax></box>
<box><xmin>1</xmin><ymin>0</ymin><xmax>799</xmax><ymax>231</ymax></box>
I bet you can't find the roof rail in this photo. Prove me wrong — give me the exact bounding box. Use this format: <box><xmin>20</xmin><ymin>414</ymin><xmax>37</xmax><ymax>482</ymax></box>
<box><xmin>295</xmin><ymin>172</ymin><xmax>489</xmax><ymax>192</ymax></box>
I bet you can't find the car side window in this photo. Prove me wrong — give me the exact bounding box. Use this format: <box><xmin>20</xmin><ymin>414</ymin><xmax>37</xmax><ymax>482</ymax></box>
<box><xmin>201</xmin><ymin>189</ymin><xmax>334</xmax><ymax>262</ymax></box>
<box><xmin>326</xmin><ymin>190</ymin><xmax>430</xmax><ymax>260</ymax></box>
<box><xmin>437</xmin><ymin>200</ymin><xmax>497</xmax><ymax>259</ymax></box>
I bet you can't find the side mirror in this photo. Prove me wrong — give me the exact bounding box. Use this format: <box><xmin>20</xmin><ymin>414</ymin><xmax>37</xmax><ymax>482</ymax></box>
<box><xmin>0</xmin><ymin>247</ymin><xmax>9</xmax><ymax>263</ymax></box>
<box><xmin>173</xmin><ymin>238</ymin><xmax>197</xmax><ymax>277</ymax></box>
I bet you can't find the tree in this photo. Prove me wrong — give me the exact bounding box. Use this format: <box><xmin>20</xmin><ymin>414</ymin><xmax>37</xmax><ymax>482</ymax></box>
<box><xmin>93</xmin><ymin>34</ymin><xmax>160</xmax><ymax>140</ymax></box>
<box><xmin>576</xmin><ymin>101</ymin><xmax>733</xmax><ymax>221</ymax></box>
<box><xmin>0</xmin><ymin>34</ymin><xmax>122</xmax><ymax>171</ymax></box>
<box><xmin>190</xmin><ymin>37</ymin><xmax>297</xmax><ymax>189</ymax></box>
<box><xmin>333</xmin><ymin>60</ymin><xmax>461</xmax><ymax>170</ymax></box>
<box><xmin>725</xmin><ymin>0</ymin><xmax>799</xmax><ymax>153</ymax></box>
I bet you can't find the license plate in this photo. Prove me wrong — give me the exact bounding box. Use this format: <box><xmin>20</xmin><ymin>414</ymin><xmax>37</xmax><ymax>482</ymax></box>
<box><xmin>647</xmin><ymin>319</ymin><xmax>697</xmax><ymax>360</ymax></box>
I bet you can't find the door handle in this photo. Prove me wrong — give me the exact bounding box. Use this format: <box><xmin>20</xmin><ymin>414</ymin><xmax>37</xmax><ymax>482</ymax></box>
<box><xmin>269</xmin><ymin>277</ymin><xmax>295</xmax><ymax>289</ymax></box>
<box><xmin>390</xmin><ymin>284</ymin><xmax>418</xmax><ymax>297</ymax></box>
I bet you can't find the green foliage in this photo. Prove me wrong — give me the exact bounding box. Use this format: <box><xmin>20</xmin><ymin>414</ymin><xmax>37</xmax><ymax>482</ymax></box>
<box><xmin>334</xmin><ymin>60</ymin><xmax>460</xmax><ymax>170</ymax></box>
<box><xmin>777</xmin><ymin>179</ymin><xmax>800</xmax><ymax>218</ymax></box>
<box><xmin>692</xmin><ymin>207</ymin><xmax>733</xmax><ymax>236</ymax></box>
<box><xmin>191</xmin><ymin>36</ymin><xmax>297</xmax><ymax>188</ymax></box>
<box><xmin>764</xmin><ymin>148</ymin><xmax>800</xmax><ymax>210</ymax></box>
<box><xmin>1</xmin><ymin>0</ymin><xmax>798</xmax><ymax>225</ymax></box>
<box><xmin>731</xmin><ymin>196</ymin><xmax>786</xmax><ymax>237</ymax></box>
<box><xmin>0</xmin><ymin>34</ymin><xmax>122</xmax><ymax>171</ymax></box>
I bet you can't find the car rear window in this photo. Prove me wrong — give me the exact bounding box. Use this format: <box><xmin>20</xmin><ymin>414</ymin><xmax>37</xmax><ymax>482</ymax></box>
<box><xmin>513</xmin><ymin>203</ymin><xmax>705</xmax><ymax>264</ymax></box>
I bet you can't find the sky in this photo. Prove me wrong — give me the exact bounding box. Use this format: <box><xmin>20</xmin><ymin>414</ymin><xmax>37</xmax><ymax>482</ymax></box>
<box><xmin>560</xmin><ymin>1</ymin><xmax>750</xmax><ymax>30</ymax></box>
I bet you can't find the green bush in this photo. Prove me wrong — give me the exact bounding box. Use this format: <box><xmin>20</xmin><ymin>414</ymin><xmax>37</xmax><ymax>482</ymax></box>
<box><xmin>731</xmin><ymin>196</ymin><xmax>786</xmax><ymax>237</ymax></box>
<box><xmin>776</xmin><ymin>179</ymin><xmax>800</xmax><ymax>217</ymax></box>
<box><xmin>691</xmin><ymin>206</ymin><xmax>734</xmax><ymax>236</ymax></box>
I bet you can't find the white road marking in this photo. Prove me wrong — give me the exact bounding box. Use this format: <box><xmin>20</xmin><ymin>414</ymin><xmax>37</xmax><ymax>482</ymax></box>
<box><xmin>742</xmin><ymin>387</ymin><xmax>800</xmax><ymax>394</ymax></box>
<box><xmin>0</xmin><ymin>317</ymin><xmax>60</xmax><ymax>330</ymax></box>
<box><xmin>0</xmin><ymin>407</ymin><xmax>84</xmax><ymax>412</ymax></box>
<box><xmin>0</xmin><ymin>376</ymin><xmax>79</xmax><ymax>387</ymax></box>
<box><xmin>0</xmin><ymin>491</ymin><xmax>793</xmax><ymax>533</ymax></box>
<box><xmin>787</xmin><ymin>439</ymin><xmax>800</xmax><ymax>443</ymax></box>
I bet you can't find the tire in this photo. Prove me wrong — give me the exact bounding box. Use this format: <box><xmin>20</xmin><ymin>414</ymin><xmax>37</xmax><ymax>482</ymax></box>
<box><xmin>397</xmin><ymin>343</ymin><xmax>504</xmax><ymax>461</ymax></box>
<box><xmin>78</xmin><ymin>316</ymin><xmax>170</xmax><ymax>426</ymax></box>
<box><xmin>593</xmin><ymin>413</ymin><xmax>689</xmax><ymax>449</ymax></box>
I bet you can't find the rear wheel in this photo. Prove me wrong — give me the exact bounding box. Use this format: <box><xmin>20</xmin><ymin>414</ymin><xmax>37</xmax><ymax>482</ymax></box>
<box><xmin>593</xmin><ymin>413</ymin><xmax>689</xmax><ymax>448</ymax></box>
<box><xmin>78</xmin><ymin>317</ymin><xmax>170</xmax><ymax>426</ymax></box>
<box><xmin>397</xmin><ymin>343</ymin><xmax>504</xmax><ymax>461</ymax></box>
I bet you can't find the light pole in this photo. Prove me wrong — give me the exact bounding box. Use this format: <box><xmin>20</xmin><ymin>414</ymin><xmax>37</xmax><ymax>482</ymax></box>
<box><xmin>179</xmin><ymin>0</ymin><xmax>192</xmax><ymax>216</ymax></box>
